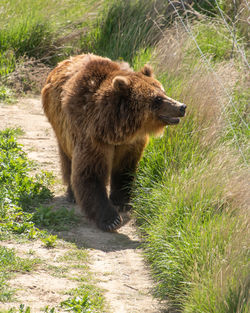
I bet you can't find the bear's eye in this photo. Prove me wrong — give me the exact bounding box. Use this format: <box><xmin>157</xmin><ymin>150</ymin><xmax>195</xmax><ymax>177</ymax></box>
<box><xmin>152</xmin><ymin>96</ymin><xmax>164</xmax><ymax>109</ymax></box>
<box><xmin>155</xmin><ymin>96</ymin><xmax>163</xmax><ymax>104</ymax></box>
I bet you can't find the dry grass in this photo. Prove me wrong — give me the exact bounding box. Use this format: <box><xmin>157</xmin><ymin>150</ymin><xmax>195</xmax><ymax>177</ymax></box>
<box><xmin>6</xmin><ymin>58</ymin><xmax>51</xmax><ymax>94</ymax></box>
<box><xmin>152</xmin><ymin>22</ymin><xmax>246</xmax><ymax>146</ymax></box>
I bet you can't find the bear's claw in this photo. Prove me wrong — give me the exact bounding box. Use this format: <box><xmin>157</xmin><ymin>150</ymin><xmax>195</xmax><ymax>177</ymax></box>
<box><xmin>98</xmin><ymin>214</ymin><xmax>123</xmax><ymax>232</ymax></box>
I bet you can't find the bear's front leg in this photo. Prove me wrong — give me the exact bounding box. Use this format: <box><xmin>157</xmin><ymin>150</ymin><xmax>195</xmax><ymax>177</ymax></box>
<box><xmin>71</xmin><ymin>144</ymin><xmax>122</xmax><ymax>232</ymax></box>
<box><xmin>110</xmin><ymin>138</ymin><xmax>148</xmax><ymax>211</ymax></box>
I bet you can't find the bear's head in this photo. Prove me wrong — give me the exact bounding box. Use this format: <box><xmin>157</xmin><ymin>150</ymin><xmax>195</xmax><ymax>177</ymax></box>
<box><xmin>91</xmin><ymin>63</ymin><xmax>186</xmax><ymax>144</ymax></box>
<box><xmin>111</xmin><ymin>65</ymin><xmax>186</xmax><ymax>136</ymax></box>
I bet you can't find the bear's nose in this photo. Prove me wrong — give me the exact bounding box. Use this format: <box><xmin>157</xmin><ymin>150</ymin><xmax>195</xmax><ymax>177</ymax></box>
<box><xmin>179</xmin><ymin>104</ymin><xmax>186</xmax><ymax>116</ymax></box>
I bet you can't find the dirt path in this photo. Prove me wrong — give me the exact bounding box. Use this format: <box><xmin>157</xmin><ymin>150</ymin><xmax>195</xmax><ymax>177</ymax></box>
<box><xmin>0</xmin><ymin>97</ymin><xmax>164</xmax><ymax>313</ymax></box>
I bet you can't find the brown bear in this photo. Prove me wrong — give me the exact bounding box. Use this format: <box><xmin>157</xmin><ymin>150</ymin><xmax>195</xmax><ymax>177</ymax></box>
<box><xmin>42</xmin><ymin>53</ymin><xmax>186</xmax><ymax>232</ymax></box>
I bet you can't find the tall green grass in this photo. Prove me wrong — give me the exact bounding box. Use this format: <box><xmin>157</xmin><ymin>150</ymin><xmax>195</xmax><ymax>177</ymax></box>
<box><xmin>131</xmin><ymin>18</ymin><xmax>249</xmax><ymax>312</ymax></box>
<box><xmin>0</xmin><ymin>0</ymin><xmax>99</xmax><ymax>77</ymax></box>
<box><xmin>87</xmin><ymin>0</ymin><xmax>169</xmax><ymax>62</ymax></box>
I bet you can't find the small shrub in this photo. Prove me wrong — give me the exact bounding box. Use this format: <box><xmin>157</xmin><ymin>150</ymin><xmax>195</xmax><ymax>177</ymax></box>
<box><xmin>41</xmin><ymin>235</ymin><xmax>57</xmax><ymax>248</ymax></box>
<box><xmin>61</xmin><ymin>295</ymin><xmax>96</xmax><ymax>312</ymax></box>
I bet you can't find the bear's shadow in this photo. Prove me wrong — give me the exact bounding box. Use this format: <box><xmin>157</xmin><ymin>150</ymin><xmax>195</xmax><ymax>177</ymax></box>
<box><xmin>52</xmin><ymin>196</ymin><xmax>141</xmax><ymax>252</ymax></box>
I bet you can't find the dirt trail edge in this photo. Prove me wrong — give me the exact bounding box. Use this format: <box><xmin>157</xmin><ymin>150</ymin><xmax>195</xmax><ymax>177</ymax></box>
<box><xmin>0</xmin><ymin>97</ymin><xmax>164</xmax><ymax>313</ymax></box>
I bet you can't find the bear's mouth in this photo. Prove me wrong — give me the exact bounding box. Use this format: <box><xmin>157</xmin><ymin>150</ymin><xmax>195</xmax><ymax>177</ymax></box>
<box><xmin>158</xmin><ymin>115</ymin><xmax>180</xmax><ymax>125</ymax></box>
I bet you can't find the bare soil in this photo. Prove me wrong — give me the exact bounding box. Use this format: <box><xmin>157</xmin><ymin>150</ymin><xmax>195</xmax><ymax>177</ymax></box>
<box><xmin>0</xmin><ymin>97</ymin><xmax>164</xmax><ymax>313</ymax></box>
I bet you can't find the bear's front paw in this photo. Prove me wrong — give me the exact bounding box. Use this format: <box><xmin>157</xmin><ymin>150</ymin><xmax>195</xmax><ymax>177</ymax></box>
<box><xmin>97</xmin><ymin>210</ymin><xmax>123</xmax><ymax>232</ymax></box>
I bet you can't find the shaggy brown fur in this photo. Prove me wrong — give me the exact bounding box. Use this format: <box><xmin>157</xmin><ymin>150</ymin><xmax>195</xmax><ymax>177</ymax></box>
<box><xmin>42</xmin><ymin>53</ymin><xmax>186</xmax><ymax>231</ymax></box>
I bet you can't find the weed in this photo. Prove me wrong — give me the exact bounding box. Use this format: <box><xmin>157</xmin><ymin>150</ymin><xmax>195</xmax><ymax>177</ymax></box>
<box><xmin>0</xmin><ymin>128</ymin><xmax>53</xmax><ymax>211</ymax></box>
<box><xmin>17</xmin><ymin>304</ymin><xmax>31</xmax><ymax>313</ymax></box>
<box><xmin>33</xmin><ymin>206</ymin><xmax>79</xmax><ymax>231</ymax></box>
<box><xmin>0</xmin><ymin>128</ymin><xmax>78</xmax><ymax>237</ymax></box>
<box><xmin>61</xmin><ymin>295</ymin><xmax>98</xmax><ymax>312</ymax></box>
<box><xmin>64</xmin><ymin>284</ymin><xmax>106</xmax><ymax>313</ymax></box>
<box><xmin>41</xmin><ymin>234</ymin><xmax>58</xmax><ymax>248</ymax></box>
<box><xmin>6</xmin><ymin>304</ymin><xmax>56</xmax><ymax>313</ymax></box>
<box><xmin>0</xmin><ymin>128</ymin><xmax>54</xmax><ymax>240</ymax></box>
<box><xmin>6</xmin><ymin>304</ymin><xmax>32</xmax><ymax>313</ymax></box>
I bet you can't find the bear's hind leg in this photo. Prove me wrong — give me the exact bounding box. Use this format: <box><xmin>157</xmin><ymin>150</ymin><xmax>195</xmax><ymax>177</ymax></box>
<box><xmin>58</xmin><ymin>144</ymin><xmax>75</xmax><ymax>203</ymax></box>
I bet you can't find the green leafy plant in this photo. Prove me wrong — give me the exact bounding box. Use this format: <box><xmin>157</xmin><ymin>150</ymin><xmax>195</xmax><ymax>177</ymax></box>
<box><xmin>41</xmin><ymin>234</ymin><xmax>57</xmax><ymax>248</ymax></box>
<box><xmin>61</xmin><ymin>295</ymin><xmax>96</xmax><ymax>312</ymax></box>
<box><xmin>33</xmin><ymin>206</ymin><xmax>78</xmax><ymax>231</ymax></box>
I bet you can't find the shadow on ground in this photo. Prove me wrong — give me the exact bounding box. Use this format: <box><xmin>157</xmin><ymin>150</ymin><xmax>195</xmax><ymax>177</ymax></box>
<box><xmin>50</xmin><ymin>195</ymin><xmax>141</xmax><ymax>253</ymax></box>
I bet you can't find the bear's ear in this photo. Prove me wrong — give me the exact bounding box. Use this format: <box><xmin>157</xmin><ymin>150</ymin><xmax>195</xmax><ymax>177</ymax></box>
<box><xmin>112</xmin><ymin>76</ymin><xmax>130</xmax><ymax>93</ymax></box>
<box><xmin>141</xmin><ymin>64</ymin><xmax>153</xmax><ymax>77</ymax></box>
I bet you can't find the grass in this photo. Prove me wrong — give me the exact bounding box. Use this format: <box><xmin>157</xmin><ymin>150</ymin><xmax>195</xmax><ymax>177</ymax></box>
<box><xmin>91</xmin><ymin>5</ymin><xmax>249</xmax><ymax>309</ymax></box>
<box><xmin>0</xmin><ymin>246</ymin><xmax>39</xmax><ymax>302</ymax></box>
<box><xmin>131</xmin><ymin>17</ymin><xmax>249</xmax><ymax>313</ymax></box>
<box><xmin>0</xmin><ymin>0</ymin><xmax>100</xmax><ymax>89</ymax></box>
<box><xmin>86</xmin><ymin>0</ymin><xmax>169</xmax><ymax>63</ymax></box>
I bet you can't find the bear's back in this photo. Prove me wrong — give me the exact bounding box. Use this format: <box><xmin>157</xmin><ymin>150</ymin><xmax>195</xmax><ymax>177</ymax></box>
<box><xmin>42</xmin><ymin>54</ymin><xmax>132</xmax><ymax>157</ymax></box>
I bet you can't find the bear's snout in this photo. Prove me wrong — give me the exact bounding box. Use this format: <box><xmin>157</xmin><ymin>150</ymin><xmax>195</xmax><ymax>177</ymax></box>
<box><xmin>179</xmin><ymin>104</ymin><xmax>186</xmax><ymax>116</ymax></box>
